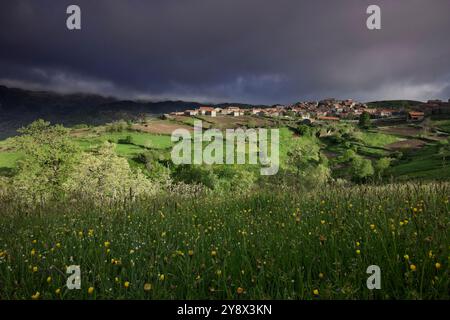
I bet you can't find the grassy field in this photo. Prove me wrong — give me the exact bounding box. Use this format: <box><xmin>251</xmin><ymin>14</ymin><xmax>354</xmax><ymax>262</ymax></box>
<box><xmin>77</xmin><ymin>131</ymin><xmax>173</xmax><ymax>150</ymax></box>
<box><xmin>0</xmin><ymin>151</ymin><xmax>22</xmax><ymax>169</ymax></box>
<box><xmin>132</xmin><ymin>119</ymin><xmax>194</xmax><ymax>135</ymax></box>
<box><xmin>1</xmin><ymin>117</ymin><xmax>448</xmax><ymax>183</ymax></box>
<box><xmin>388</xmin><ymin>144</ymin><xmax>450</xmax><ymax>180</ymax></box>
<box><xmin>0</xmin><ymin>183</ymin><xmax>448</xmax><ymax>300</ymax></box>
<box><xmin>358</xmin><ymin>131</ymin><xmax>400</xmax><ymax>148</ymax></box>
<box><xmin>0</xmin><ymin>130</ymin><xmax>174</xmax><ymax>173</ymax></box>
<box><xmin>0</xmin><ymin>117</ymin><xmax>449</xmax><ymax>300</ymax></box>
<box><xmin>433</xmin><ymin>119</ymin><xmax>450</xmax><ymax>134</ymax></box>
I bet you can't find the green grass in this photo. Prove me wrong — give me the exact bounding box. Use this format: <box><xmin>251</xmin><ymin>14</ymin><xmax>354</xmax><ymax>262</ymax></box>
<box><xmin>73</xmin><ymin>131</ymin><xmax>174</xmax><ymax>164</ymax></box>
<box><xmin>0</xmin><ymin>122</ymin><xmax>449</xmax><ymax>300</ymax></box>
<box><xmin>0</xmin><ymin>183</ymin><xmax>448</xmax><ymax>299</ymax></box>
<box><xmin>389</xmin><ymin>144</ymin><xmax>450</xmax><ymax>179</ymax></box>
<box><xmin>433</xmin><ymin>120</ymin><xmax>450</xmax><ymax>133</ymax></box>
<box><xmin>86</xmin><ymin>131</ymin><xmax>173</xmax><ymax>149</ymax></box>
<box><xmin>278</xmin><ymin>127</ymin><xmax>319</xmax><ymax>166</ymax></box>
<box><xmin>322</xmin><ymin>130</ymin><xmax>397</xmax><ymax>165</ymax></box>
<box><xmin>0</xmin><ymin>124</ymin><xmax>445</xmax><ymax>182</ymax></box>
<box><xmin>0</xmin><ymin>152</ymin><xmax>23</xmax><ymax>170</ymax></box>
<box><xmin>358</xmin><ymin>131</ymin><xmax>400</xmax><ymax>148</ymax></box>
<box><xmin>356</xmin><ymin>146</ymin><xmax>388</xmax><ymax>158</ymax></box>
<box><xmin>0</xmin><ymin>131</ymin><xmax>173</xmax><ymax>168</ymax></box>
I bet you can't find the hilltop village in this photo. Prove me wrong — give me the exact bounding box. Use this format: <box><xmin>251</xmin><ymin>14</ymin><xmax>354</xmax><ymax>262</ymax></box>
<box><xmin>169</xmin><ymin>98</ymin><xmax>450</xmax><ymax>122</ymax></box>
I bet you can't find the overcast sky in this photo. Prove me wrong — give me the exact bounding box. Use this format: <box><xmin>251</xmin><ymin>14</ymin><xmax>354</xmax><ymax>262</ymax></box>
<box><xmin>1</xmin><ymin>0</ymin><xmax>449</xmax><ymax>104</ymax></box>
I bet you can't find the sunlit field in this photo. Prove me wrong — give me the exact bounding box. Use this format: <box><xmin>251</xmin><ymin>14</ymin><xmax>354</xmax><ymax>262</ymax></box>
<box><xmin>1</xmin><ymin>183</ymin><xmax>448</xmax><ymax>300</ymax></box>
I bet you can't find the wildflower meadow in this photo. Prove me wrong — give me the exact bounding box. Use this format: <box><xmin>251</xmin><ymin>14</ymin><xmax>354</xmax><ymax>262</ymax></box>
<box><xmin>0</xmin><ymin>183</ymin><xmax>448</xmax><ymax>300</ymax></box>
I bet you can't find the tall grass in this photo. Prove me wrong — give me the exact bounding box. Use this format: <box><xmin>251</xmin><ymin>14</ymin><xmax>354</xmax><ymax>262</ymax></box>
<box><xmin>0</xmin><ymin>183</ymin><xmax>448</xmax><ymax>299</ymax></box>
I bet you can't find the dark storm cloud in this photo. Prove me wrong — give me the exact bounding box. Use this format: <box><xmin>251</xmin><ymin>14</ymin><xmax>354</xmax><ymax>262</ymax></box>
<box><xmin>1</xmin><ymin>0</ymin><xmax>449</xmax><ymax>104</ymax></box>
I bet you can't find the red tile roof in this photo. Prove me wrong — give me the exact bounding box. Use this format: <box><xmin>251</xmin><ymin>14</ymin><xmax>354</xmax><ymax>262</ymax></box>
<box><xmin>199</xmin><ymin>106</ymin><xmax>214</xmax><ymax>111</ymax></box>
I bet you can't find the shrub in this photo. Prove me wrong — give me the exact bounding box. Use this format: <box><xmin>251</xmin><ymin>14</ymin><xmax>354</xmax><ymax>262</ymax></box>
<box><xmin>358</xmin><ymin>111</ymin><xmax>371</xmax><ymax>129</ymax></box>
<box><xmin>0</xmin><ymin>176</ymin><xmax>10</xmax><ymax>199</ymax></box>
<box><xmin>118</xmin><ymin>135</ymin><xmax>134</xmax><ymax>145</ymax></box>
<box><xmin>350</xmin><ymin>156</ymin><xmax>374</xmax><ymax>180</ymax></box>
<box><xmin>214</xmin><ymin>166</ymin><xmax>257</xmax><ymax>193</ymax></box>
<box><xmin>375</xmin><ymin>157</ymin><xmax>392</xmax><ymax>179</ymax></box>
<box><xmin>172</xmin><ymin>165</ymin><xmax>219</xmax><ymax>190</ymax></box>
<box><xmin>107</xmin><ymin>120</ymin><xmax>128</xmax><ymax>132</ymax></box>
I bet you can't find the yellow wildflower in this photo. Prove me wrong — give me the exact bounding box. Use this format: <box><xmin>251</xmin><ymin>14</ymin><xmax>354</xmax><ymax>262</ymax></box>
<box><xmin>31</xmin><ymin>291</ymin><xmax>40</xmax><ymax>300</ymax></box>
<box><xmin>144</xmin><ymin>283</ymin><xmax>152</xmax><ymax>291</ymax></box>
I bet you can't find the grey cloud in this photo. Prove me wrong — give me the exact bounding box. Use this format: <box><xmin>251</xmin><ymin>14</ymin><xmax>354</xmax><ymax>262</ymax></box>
<box><xmin>0</xmin><ymin>0</ymin><xmax>449</xmax><ymax>104</ymax></box>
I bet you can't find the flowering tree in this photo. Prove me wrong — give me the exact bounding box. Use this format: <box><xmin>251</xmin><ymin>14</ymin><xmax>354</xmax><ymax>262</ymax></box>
<box><xmin>63</xmin><ymin>142</ymin><xmax>157</xmax><ymax>202</ymax></box>
<box><xmin>13</xmin><ymin>119</ymin><xmax>80</xmax><ymax>203</ymax></box>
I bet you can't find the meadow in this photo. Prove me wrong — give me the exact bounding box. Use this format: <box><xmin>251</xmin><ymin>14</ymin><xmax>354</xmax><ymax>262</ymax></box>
<box><xmin>0</xmin><ymin>183</ymin><xmax>448</xmax><ymax>300</ymax></box>
<box><xmin>0</xmin><ymin>116</ymin><xmax>449</xmax><ymax>300</ymax></box>
<box><xmin>1</xmin><ymin>116</ymin><xmax>449</xmax><ymax>181</ymax></box>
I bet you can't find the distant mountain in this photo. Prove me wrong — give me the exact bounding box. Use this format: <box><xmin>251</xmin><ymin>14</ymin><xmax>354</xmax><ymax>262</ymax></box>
<box><xmin>0</xmin><ymin>86</ymin><xmax>203</xmax><ymax>139</ymax></box>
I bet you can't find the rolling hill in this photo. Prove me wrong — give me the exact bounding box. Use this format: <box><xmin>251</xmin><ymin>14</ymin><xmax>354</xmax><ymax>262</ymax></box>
<box><xmin>0</xmin><ymin>86</ymin><xmax>202</xmax><ymax>139</ymax></box>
